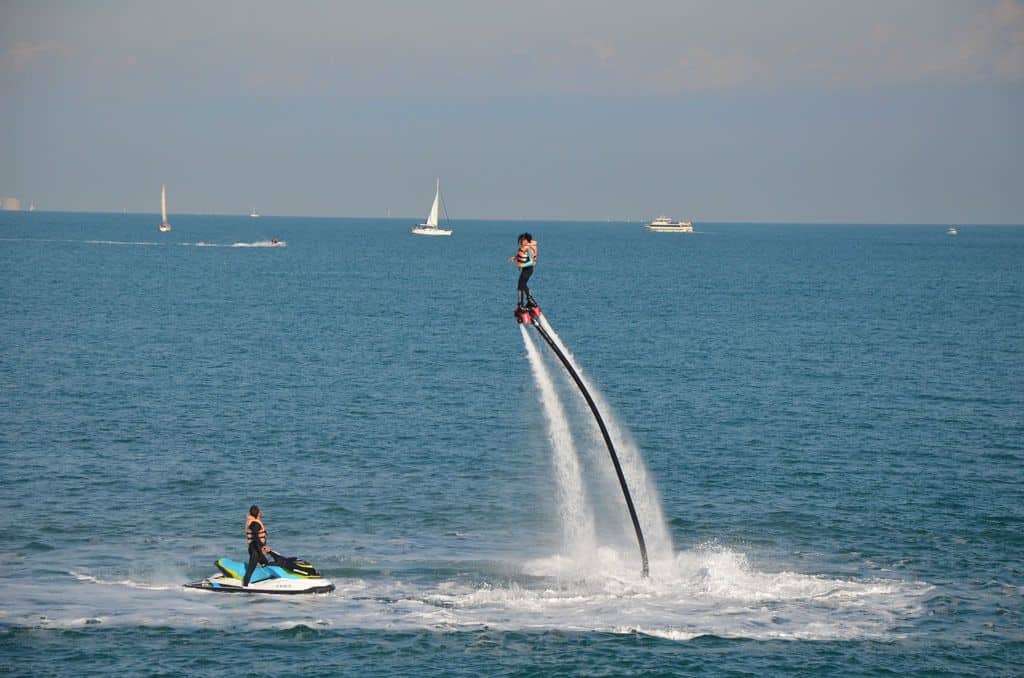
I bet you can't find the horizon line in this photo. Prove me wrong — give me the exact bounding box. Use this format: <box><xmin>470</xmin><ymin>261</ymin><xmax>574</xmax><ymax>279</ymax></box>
<box><xmin>1</xmin><ymin>208</ymin><xmax>1021</xmax><ymax>227</ymax></box>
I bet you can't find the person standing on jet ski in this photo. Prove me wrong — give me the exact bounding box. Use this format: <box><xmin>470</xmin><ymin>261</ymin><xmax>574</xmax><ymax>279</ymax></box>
<box><xmin>510</xmin><ymin>232</ymin><xmax>538</xmax><ymax>308</ymax></box>
<box><xmin>243</xmin><ymin>504</ymin><xmax>270</xmax><ymax>587</ymax></box>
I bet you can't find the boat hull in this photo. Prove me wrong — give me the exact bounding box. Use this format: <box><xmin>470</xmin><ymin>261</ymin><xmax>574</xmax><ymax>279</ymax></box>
<box><xmin>184</xmin><ymin>574</ymin><xmax>335</xmax><ymax>595</ymax></box>
<box><xmin>646</xmin><ymin>225</ymin><xmax>693</xmax><ymax>233</ymax></box>
<box><xmin>411</xmin><ymin>227</ymin><xmax>452</xmax><ymax>236</ymax></box>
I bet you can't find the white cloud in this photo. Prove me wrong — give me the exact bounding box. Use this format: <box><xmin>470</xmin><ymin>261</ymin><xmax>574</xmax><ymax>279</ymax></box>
<box><xmin>0</xmin><ymin>41</ymin><xmax>67</xmax><ymax>72</ymax></box>
<box><xmin>655</xmin><ymin>47</ymin><xmax>770</xmax><ymax>93</ymax></box>
<box><xmin>2</xmin><ymin>2</ymin><xmax>1021</xmax><ymax>96</ymax></box>
<box><xmin>957</xmin><ymin>0</ymin><xmax>1024</xmax><ymax>81</ymax></box>
<box><xmin>570</xmin><ymin>1</ymin><xmax>1024</xmax><ymax>94</ymax></box>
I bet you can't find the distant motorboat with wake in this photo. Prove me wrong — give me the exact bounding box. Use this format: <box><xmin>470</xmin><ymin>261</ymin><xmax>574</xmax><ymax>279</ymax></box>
<box><xmin>411</xmin><ymin>178</ymin><xmax>453</xmax><ymax>236</ymax></box>
<box><xmin>646</xmin><ymin>216</ymin><xmax>693</xmax><ymax>233</ymax></box>
<box><xmin>249</xmin><ymin>209</ymin><xmax>261</xmax><ymax>218</ymax></box>
<box><xmin>159</xmin><ymin>185</ymin><xmax>172</xmax><ymax>232</ymax></box>
<box><xmin>185</xmin><ymin>550</ymin><xmax>334</xmax><ymax>595</ymax></box>
<box><xmin>948</xmin><ymin>226</ymin><xmax>958</xmax><ymax>235</ymax></box>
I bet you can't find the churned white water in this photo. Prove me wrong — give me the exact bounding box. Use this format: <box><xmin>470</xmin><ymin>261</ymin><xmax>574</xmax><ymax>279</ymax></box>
<box><xmin>0</xmin><ymin>543</ymin><xmax>929</xmax><ymax>643</ymax></box>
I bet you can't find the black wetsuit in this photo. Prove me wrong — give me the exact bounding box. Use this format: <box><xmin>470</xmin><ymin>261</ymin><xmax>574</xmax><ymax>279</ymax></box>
<box><xmin>518</xmin><ymin>265</ymin><xmax>534</xmax><ymax>296</ymax></box>
<box><xmin>242</xmin><ymin>519</ymin><xmax>269</xmax><ymax>586</ymax></box>
<box><xmin>517</xmin><ymin>244</ymin><xmax>536</xmax><ymax>306</ymax></box>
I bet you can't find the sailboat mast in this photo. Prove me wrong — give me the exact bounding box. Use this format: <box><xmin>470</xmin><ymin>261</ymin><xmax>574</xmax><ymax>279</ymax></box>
<box><xmin>161</xmin><ymin>185</ymin><xmax>168</xmax><ymax>224</ymax></box>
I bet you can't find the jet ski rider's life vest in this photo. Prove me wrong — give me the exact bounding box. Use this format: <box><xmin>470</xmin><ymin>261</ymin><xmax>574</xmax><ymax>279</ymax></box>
<box><xmin>245</xmin><ymin>515</ymin><xmax>267</xmax><ymax>547</ymax></box>
<box><xmin>516</xmin><ymin>244</ymin><xmax>535</xmax><ymax>268</ymax></box>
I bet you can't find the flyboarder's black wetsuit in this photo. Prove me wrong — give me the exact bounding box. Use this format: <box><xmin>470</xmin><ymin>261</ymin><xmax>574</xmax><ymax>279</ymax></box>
<box><xmin>516</xmin><ymin>242</ymin><xmax>536</xmax><ymax>307</ymax></box>
<box><xmin>243</xmin><ymin>514</ymin><xmax>269</xmax><ymax>586</ymax></box>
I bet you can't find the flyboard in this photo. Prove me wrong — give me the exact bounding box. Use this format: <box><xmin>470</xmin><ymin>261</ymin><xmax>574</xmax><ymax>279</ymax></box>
<box><xmin>516</xmin><ymin>302</ymin><xmax>650</xmax><ymax>577</ymax></box>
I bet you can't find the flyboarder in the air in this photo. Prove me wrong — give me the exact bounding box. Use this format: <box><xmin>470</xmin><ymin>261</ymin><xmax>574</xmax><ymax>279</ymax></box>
<box><xmin>510</xmin><ymin>232</ymin><xmax>538</xmax><ymax>309</ymax></box>
<box><xmin>510</xmin><ymin>232</ymin><xmax>650</xmax><ymax>577</ymax></box>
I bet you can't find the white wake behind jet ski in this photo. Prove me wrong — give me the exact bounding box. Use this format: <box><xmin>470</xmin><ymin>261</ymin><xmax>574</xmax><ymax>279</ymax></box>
<box><xmin>185</xmin><ymin>551</ymin><xmax>334</xmax><ymax>595</ymax></box>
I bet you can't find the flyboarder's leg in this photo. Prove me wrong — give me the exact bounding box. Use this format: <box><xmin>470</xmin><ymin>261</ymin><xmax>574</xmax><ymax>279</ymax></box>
<box><xmin>518</xmin><ymin>266</ymin><xmax>534</xmax><ymax>307</ymax></box>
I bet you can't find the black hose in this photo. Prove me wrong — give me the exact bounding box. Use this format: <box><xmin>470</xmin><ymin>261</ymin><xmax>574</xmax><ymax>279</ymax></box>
<box><xmin>530</xmin><ymin>317</ymin><xmax>650</xmax><ymax>577</ymax></box>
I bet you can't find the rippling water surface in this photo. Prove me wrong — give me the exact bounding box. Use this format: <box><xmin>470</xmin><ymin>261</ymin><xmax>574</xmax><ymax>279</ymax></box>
<box><xmin>1</xmin><ymin>213</ymin><xmax>1021</xmax><ymax>675</ymax></box>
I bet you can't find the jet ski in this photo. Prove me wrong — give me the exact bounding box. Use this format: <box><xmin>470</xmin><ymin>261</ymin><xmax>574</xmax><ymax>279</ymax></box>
<box><xmin>185</xmin><ymin>551</ymin><xmax>335</xmax><ymax>594</ymax></box>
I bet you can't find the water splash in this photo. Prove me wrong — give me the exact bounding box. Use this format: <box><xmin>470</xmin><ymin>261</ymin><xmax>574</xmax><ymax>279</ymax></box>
<box><xmin>536</xmin><ymin>315</ymin><xmax>674</xmax><ymax>562</ymax></box>
<box><xmin>3</xmin><ymin>545</ymin><xmax>929</xmax><ymax>641</ymax></box>
<box><xmin>520</xmin><ymin>325</ymin><xmax>596</xmax><ymax>560</ymax></box>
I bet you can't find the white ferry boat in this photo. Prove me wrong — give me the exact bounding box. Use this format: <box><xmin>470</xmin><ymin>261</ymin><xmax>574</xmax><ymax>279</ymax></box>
<box><xmin>646</xmin><ymin>216</ymin><xmax>693</xmax><ymax>233</ymax></box>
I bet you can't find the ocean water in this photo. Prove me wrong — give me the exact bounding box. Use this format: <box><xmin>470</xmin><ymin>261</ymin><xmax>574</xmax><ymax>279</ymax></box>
<box><xmin>1</xmin><ymin>212</ymin><xmax>1021</xmax><ymax>675</ymax></box>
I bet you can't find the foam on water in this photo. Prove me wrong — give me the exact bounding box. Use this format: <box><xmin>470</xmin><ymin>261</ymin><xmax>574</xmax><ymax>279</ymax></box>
<box><xmin>0</xmin><ymin>237</ymin><xmax>285</xmax><ymax>249</ymax></box>
<box><xmin>184</xmin><ymin>240</ymin><xmax>286</xmax><ymax>248</ymax></box>
<box><xmin>230</xmin><ymin>240</ymin><xmax>286</xmax><ymax>248</ymax></box>
<box><xmin>68</xmin><ymin>570</ymin><xmax>180</xmax><ymax>592</ymax></box>
<box><xmin>0</xmin><ymin>545</ymin><xmax>929</xmax><ymax>642</ymax></box>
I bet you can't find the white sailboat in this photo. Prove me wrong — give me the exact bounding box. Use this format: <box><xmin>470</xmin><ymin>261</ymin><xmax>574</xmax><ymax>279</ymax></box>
<box><xmin>411</xmin><ymin>178</ymin><xmax>452</xmax><ymax>236</ymax></box>
<box><xmin>159</xmin><ymin>185</ymin><xmax>172</xmax><ymax>232</ymax></box>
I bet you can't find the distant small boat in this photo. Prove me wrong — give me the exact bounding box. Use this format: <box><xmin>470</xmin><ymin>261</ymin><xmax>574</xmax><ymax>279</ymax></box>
<box><xmin>28</xmin><ymin>203</ymin><xmax>35</xmax><ymax>212</ymax></box>
<box><xmin>411</xmin><ymin>178</ymin><xmax>453</xmax><ymax>236</ymax></box>
<box><xmin>249</xmin><ymin>209</ymin><xmax>261</xmax><ymax>218</ymax></box>
<box><xmin>646</xmin><ymin>216</ymin><xmax>693</xmax><ymax>233</ymax></box>
<box><xmin>948</xmin><ymin>226</ymin><xmax>958</xmax><ymax>235</ymax></box>
<box><xmin>159</xmin><ymin>185</ymin><xmax>172</xmax><ymax>232</ymax></box>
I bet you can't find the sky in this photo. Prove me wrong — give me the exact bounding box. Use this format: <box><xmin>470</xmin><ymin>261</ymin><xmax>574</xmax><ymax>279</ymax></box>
<box><xmin>1</xmin><ymin>0</ymin><xmax>1022</xmax><ymax>223</ymax></box>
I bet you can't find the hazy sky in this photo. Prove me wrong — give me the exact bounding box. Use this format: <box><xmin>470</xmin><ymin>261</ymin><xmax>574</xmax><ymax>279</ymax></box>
<box><xmin>2</xmin><ymin>1</ymin><xmax>1022</xmax><ymax>222</ymax></box>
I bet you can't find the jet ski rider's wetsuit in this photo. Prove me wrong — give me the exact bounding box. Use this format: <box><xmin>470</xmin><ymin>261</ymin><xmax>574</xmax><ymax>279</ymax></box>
<box><xmin>243</xmin><ymin>506</ymin><xmax>269</xmax><ymax>587</ymax></box>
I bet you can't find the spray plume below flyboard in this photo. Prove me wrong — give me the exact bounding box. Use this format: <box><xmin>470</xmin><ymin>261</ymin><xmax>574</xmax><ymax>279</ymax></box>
<box><xmin>519</xmin><ymin>309</ymin><xmax>657</xmax><ymax>577</ymax></box>
<box><xmin>520</xmin><ymin>326</ymin><xmax>597</xmax><ymax>559</ymax></box>
<box><xmin>535</xmin><ymin>314</ymin><xmax>674</xmax><ymax>562</ymax></box>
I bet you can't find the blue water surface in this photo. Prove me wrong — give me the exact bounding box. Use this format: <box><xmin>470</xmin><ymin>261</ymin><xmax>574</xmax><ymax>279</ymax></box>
<box><xmin>1</xmin><ymin>212</ymin><xmax>1021</xmax><ymax>675</ymax></box>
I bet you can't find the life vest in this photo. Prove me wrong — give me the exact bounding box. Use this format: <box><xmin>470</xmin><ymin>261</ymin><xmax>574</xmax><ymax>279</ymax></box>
<box><xmin>516</xmin><ymin>244</ymin><xmax>535</xmax><ymax>268</ymax></box>
<box><xmin>245</xmin><ymin>515</ymin><xmax>267</xmax><ymax>546</ymax></box>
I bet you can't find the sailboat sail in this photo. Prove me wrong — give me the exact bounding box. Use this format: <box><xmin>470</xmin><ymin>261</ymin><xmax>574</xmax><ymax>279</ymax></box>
<box><xmin>159</xmin><ymin>185</ymin><xmax>172</xmax><ymax>231</ymax></box>
<box><xmin>426</xmin><ymin>179</ymin><xmax>440</xmax><ymax>228</ymax></box>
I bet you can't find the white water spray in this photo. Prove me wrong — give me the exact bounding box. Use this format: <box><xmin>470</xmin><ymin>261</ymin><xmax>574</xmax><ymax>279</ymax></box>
<box><xmin>520</xmin><ymin>325</ymin><xmax>596</xmax><ymax>560</ymax></box>
<box><xmin>536</xmin><ymin>315</ymin><xmax>674</xmax><ymax>563</ymax></box>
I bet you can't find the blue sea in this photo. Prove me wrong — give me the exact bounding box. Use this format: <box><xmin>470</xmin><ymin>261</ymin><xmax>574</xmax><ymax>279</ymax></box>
<box><xmin>1</xmin><ymin>212</ymin><xmax>1021</xmax><ymax>676</ymax></box>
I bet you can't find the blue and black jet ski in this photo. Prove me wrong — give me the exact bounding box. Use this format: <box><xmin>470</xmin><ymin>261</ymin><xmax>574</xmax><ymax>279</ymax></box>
<box><xmin>185</xmin><ymin>551</ymin><xmax>334</xmax><ymax>594</ymax></box>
